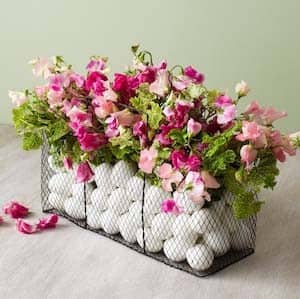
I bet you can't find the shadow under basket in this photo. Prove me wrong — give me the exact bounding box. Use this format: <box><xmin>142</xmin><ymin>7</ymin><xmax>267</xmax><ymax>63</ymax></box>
<box><xmin>41</xmin><ymin>143</ymin><xmax>257</xmax><ymax>278</ymax></box>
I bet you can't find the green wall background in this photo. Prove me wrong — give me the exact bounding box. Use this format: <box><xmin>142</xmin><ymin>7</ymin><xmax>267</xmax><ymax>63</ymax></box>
<box><xmin>0</xmin><ymin>0</ymin><xmax>299</xmax><ymax>132</ymax></box>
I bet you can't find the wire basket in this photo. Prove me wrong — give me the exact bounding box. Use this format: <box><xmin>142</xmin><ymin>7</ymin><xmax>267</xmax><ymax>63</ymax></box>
<box><xmin>41</xmin><ymin>141</ymin><xmax>257</xmax><ymax>277</ymax></box>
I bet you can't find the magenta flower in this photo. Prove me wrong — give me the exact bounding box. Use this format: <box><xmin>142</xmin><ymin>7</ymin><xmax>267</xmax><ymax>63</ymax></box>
<box><xmin>240</xmin><ymin>144</ymin><xmax>258</xmax><ymax>169</ymax></box>
<box><xmin>86</xmin><ymin>58</ymin><xmax>106</xmax><ymax>73</ymax></box>
<box><xmin>133</xmin><ymin>121</ymin><xmax>148</xmax><ymax>145</ymax></box>
<box><xmin>138</xmin><ymin>147</ymin><xmax>158</xmax><ymax>174</ymax></box>
<box><xmin>63</xmin><ymin>156</ymin><xmax>73</xmax><ymax>170</ymax></box>
<box><xmin>79</xmin><ymin>132</ymin><xmax>107</xmax><ymax>152</ymax></box>
<box><xmin>138</xmin><ymin>66</ymin><xmax>156</xmax><ymax>84</ymax></box>
<box><xmin>37</xmin><ymin>214</ymin><xmax>59</xmax><ymax>230</ymax></box>
<box><xmin>161</xmin><ymin>199</ymin><xmax>181</xmax><ymax>214</ymax></box>
<box><xmin>105</xmin><ymin>116</ymin><xmax>120</xmax><ymax>138</ymax></box>
<box><xmin>215</xmin><ymin>95</ymin><xmax>233</xmax><ymax>107</ymax></box>
<box><xmin>76</xmin><ymin>161</ymin><xmax>94</xmax><ymax>183</ymax></box>
<box><xmin>3</xmin><ymin>201</ymin><xmax>29</xmax><ymax>219</ymax></box>
<box><xmin>112</xmin><ymin>73</ymin><xmax>139</xmax><ymax>104</ymax></box>
<box><xmin>85</xmin><ymin>71</ymin><xmax>108</xmax><ymax>96</ymax></box>
<box><xmin>16</xmin><ymin>219</ymin><xmax>38</xmax><ymax>234</ymax></box>
<box><xmin>164</xmin><ymin>102</ymin><xmax>191</xmax><ymax>128</ymax></box>
<box><xmin>170</xmin><ymin>150</ymin><xmax>201</xmax><ymax>171</ymax></box>
<box><xmin>156</xmin><ymin>124</ymin><xmax>173</xmax><ymax>145</ymax></box>
<box><xmin>184</xmin><ymin>66</ymin><xmax>205</xmax><ymax>84</ymax></box>
<box><xmin>0</xmin><ymin>215</ymin><xmax>3</xmax><ymax>225</ymax></box>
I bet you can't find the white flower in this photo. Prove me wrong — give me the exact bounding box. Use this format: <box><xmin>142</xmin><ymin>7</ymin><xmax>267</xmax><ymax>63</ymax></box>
<box><xmin>8</xmin><ymin>90</ymin><xmax>27</xmax><ymax>107</ymax></box>
<box><xmin>28</xmin><ymin>57</ymin><xmax>52</xmax><ymax>79</ymax></box>
<box><xmin>235</xmin><ymin>80</ymin><xmax>250</xmax><ymax>97</ymax></box>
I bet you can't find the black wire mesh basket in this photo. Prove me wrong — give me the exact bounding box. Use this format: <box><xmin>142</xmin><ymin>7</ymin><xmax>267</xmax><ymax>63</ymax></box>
<box><xmin>41</xmin><ymin>141</ymin><xmax>257</xmax><ymax>277</ymax></box>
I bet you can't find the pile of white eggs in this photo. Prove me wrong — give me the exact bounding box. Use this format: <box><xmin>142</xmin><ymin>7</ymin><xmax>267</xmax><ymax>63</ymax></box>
<box><xmin>47</xmin><ymin>156</ymin><xmax>254</xmax><ymax>272</ymax></box>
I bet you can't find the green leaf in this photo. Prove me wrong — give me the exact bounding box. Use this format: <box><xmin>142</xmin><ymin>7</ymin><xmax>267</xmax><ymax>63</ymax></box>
<box><xmin>147</xmin><ymin>102</ymin><xmax>163</xmax><ymax>129</ymax></box>
<box><xmin>232</xmin><ymin>192</ymin><xmax>264</xmax><ymax>219</ymax></box>
<box><xmin>169</xmin><ymin>128</ymin><xmax>188</xmax><ymax>146</ymax></box>
<box><xmin>22</xmin><ymin>131</ymin><xmax>43</xmax><ymax>150</ymax></box>
<box><xmin>48</xmin><ymin>120</ymin><xmax>70</xmax><ymax>143</ymax></box>
<box><xmin>187</xmin><ymin>84</ymin><xmax>206</xmax><ymax>98</ymax></box>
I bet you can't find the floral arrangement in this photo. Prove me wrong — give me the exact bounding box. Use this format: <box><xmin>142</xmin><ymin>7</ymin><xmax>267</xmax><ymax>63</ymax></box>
<box><xmin>10</xmin><ymin>45</ymin><xmax>300</xmax><ymax>219</ymax></box>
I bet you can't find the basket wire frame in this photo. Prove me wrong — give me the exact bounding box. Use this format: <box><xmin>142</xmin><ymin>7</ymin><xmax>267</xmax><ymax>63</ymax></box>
<box><xmin>41</xmin><ymin>141</ymin><xmax>257</xmax><ymax>277</ymax></box>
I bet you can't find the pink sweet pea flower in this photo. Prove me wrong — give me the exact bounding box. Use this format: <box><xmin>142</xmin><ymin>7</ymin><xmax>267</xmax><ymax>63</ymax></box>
<box><xmin>184</xmin><ymin>171</ymin><xmax>207</xmax><ymax>204</ymax></box>
<box><xmin>8</xmin><ymin>91</ymin><xmax>28</xmax><ymax>107</ymax></box>
<box><xmin>79</xmin><ymin>132</ymin><xmax>107</xmax><ymax>152</ymax></box>
<box><xmin>240</xmin><ymin>144</ymin><xmax>258</xmax><ymax>169</ymax></box>
<box><xmin>157</xmin><ymin>163</ymin><xmax>173</xmax><ymax>179</ymax></box>
<box><xmin>187</xmin><ymin>118</ymin><xmax>202</xmax><ymax>135</ymax></box>
<box><xmin>67</xmin><ymin>106</ymin><xmax>93</xmax><ymax>127</ymax></box>
<box><xmin>94</xmin><ymin>98</ymin><xmax>117</xmax><ymax>119</ymax></box>
<box><xmin>200</xmin><ymin>171</ymin><xmax>220</xmax><ymax>189</ymax></box>
<box><xmin>157</xmin><ymin>163</ymin><xmax>184</xmax><ymax>192</ymax></box>
<box><xmin>34</xmin><ymin>85</ymin><xmax>48</xmax><ymax>97</ymax></box>
<box><xmin>244</xmin><ymin>100</ymin><xmax>262</xmax><ymax>116</ymax></box>
<box><xmin>133</xmin><ymin>121</ymin><xmax>148</xmax><ymax>146</ymax></box>
<box><xmin>113</xmin><ymin>109</ymin><xmax>141</xmax><ymax>127</ymax></box>
<box><xmin>217</xmin><ymin>104</ymin><xmax>237</xmax><ymax>125</ymax></box>
<box><xmin>138</xmin><ymin>66</ymin><xmax>157</xmax><ymax>84</ymax></box>
<box><xmin>105</xmin><ymin>116</ymin><xmax>120</xmax><ymax>138</ymax></box>
<box><xmin>149</xmin><ymin>69</ymin><xmax>170</xmax><ymax>97</ymax></box>
<box><xmin>63</xmin><ymin>157</ymin><xmax>73</xmax><ymax>170</ymax></box>
<box><xmin>47</xmin><ymin>89</ymin><xmax>64</xmax><ymax>108</ymax></box>
<box><xmin>215</xmin><ymin>95</ymin><xmax>233</xmax><ymax>107</ymax></box>
<box><xmin>86</xmin><ymin>58</ymin><xmax>106</xmax><ymax>73</ymax></box>
<box><xmin>76</xmin><ymin>161</ymin><xmax>94</xmax><ymax>183</ymax></box>
<box><xmin>184</xmin><ymin>66</ymin><xmax>205</xmax><ymax>84</ymax></box>
<box><xmin>171</xmin><ymin>150</ymin><xmax>201</xmax><ymax>171</ymax></box>
<box><xmin>37</xmin><ymin>214</ymin><xmax>59</xmax><ymax>230</ymax></box>
<box><xmin>69</xmin><ymin>73</ymin><xmax>85</xmax><ymax>88</ymax></box>
<box><xmin>3</xmin><ymin>201</ymin><xmax>29</xmax><ymax>219</ymax></box>
<box><xmin>138</xmin><ymin>147</ymin><xmax>158</xmax><ymax>174</ymax></box>
<box><xmin>85</xmin><ymin>71</ymin><xmax>108</xmax><ymax>96</ymax></box>
<box><xmin>161</xmin><ymin>199</ymin><xmax>181</xmax><ymax>215</ymax></box>
<box><xmin>16</xmin><ymin>219</ymin><xmax>38</xmax><ymax>234</ymax></box>
<box><xmin>236</xmin><ymin>121</ymin><xmax>261</xmax><ymax>142</ymax></box>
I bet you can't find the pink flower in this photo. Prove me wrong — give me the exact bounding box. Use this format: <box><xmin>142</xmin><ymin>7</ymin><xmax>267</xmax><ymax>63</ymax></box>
<box><xmin>149</xmin><ymin>69</ymin><xmax>170</xmax><ymax>97</ymax></box>
<box><xmin>215</xmin><ymin>95</ymin><xmax>233</xmax><ymax>108</ymax></box>
<box><xmin>187</xmin><ymin>118</ymin><xmax>202</xmax><ymax>135</ymax></box>
<box><xmin>217</xmin><ymin>104</ymin><xmax>237</xmax><ymax>125</ymax></box>
<box><xmin>34</xmin><ymin>85</ymin><xmax>48</xmax><ymax>97</ymax></box>
<box><xmin>184</xmin><ymin>66</ymin><xmax>205</xmax><ymax>84</ymax></box>
<box><xmin>67</xmin><ymin>106</ymin><xmax>92</xmax><ymax>127</ymax></box>
<box><xmin>133</xmin><ymin>121</ymin><xmax>148</xmax><ymax>145</ymax></box>
<box><xmin>157</xmin><ymin>163</ymin><xmax>173</xmax><ymax>179</ymax></box>
<box><xmin>79</xmin><ymin>132</ymin><xmax>107</xmax><ymax>152</ymax></box>
<box><xmin>235</xmin><ymin>80</ymin><xmax>250</xmax><ymax>97</ymax></box>
<box><xmin>47</xmin><ymin>89</ymin><xmax>64</xmax><ymax>108</ymax></box>
<box><xmin>138</xmin><ymin>147</ymin><xmax>158</xmax><ymax>174</ymax></box>
<box><xmin>8</xmin><ymin>91</ymin><xmax>27</xmax><ymax>107</ymax></box>
<box><xmin>76</xmin><ymin>161</ymin><xmax>94</xmax><ymax>183</ymax></box>
<box><xmin>244</xmin><ymin>101</ymin><xmax>262</xmax><ymax>116</ymax></box>
<box><xmin>86</xmin><ymin>58</ymin><xmax>106</xmax><ymax>73</ymax></box>
<box><xmin>113</xmin><ymin>109</ymin><xmax>141</xmax><ymax>127</ymax></box>
<box><xmin>236</xmin><ymin>121</ymin><xmax>262</xmax><ymax>142</ymax></box>
<box><xmin>170</xmin><ymin>150</ymin><xmax>201</xmax><ymax>171</ymax></box>
<box><xmin>200</xmin><ymin>171</ymin><xmax>220</xmax><ymax>189</ymax></box>
<box><xmin>16</xmin><ymin>219</ymin><xmax>38</xmax><ymax>234</ymax></box>
<box><xmin>270</xmin><ymin>132</ymin><xmax>296</xmax><ymax>162</ymax></box>
<box><xmin>164</xmin><ymin>102</ymin><xmax>191</xmax><ymax>128</ymax></box>
<box><xmin>105</xmin><ymin>116</ymin><xmax>120</xmax><ymax>138</ymax></box>
<box><xmin>3</xmin><ymin>201</ymin><xmax>29</xmax><ymax>219</ymax></box>
<box><xmin>0</xmin><ymin>215</ymin><xmax>3</xmax><ymax>225</ymax></box>
<box><xmin>37</xmin><ymin>214</ymin><xmax>59</xmax><ymax>230</ymax></box>
<box><xmin>240</xmin><ymin>144</ymin><xmax>258</xmax><ymax>169</ymax></box>
<box><xmin>157</xmin><ymin>164</ymin><xmax>184</xmax><ymax>192</ymax></box>
<box><xmin>138</xmin><ymin>67</ymin><xmax>157</xmax><ymax>84</ymax></box>
<box><xmin>184</xmin><ymin>171</ymin><xmax>206</xmax><ymax>204</ymax></box>
<box><xmin>161</xmin><ymin>199</ymin><xmax>181</xmax><ymax>215</ymax></box>
<box><xmin>63</xmin><ymin>157</ymin><xmax>73</xmax><ymax>170</ymax></box>
<box><xmin>156</xmin><ymin>124</ymin><xmax>173</xmax><ymax>145</ymax></box>
<box><xmin>69</xmin><ymin>73</ymin><xmax>85</xmax><ymax>88</ymax></box>
<box><xmin>94</xmin><ymin>98</ymin><xmax>117</xmax><ymax>119</ymax></box>
<box><xmin>113</xmin><ymin>73</ymin><xmax>139</xmax><ymax>104</ymax></box>
<box><xmin>85</xmin><ymin>71</ymin><xmax>108</xmax><ymax>96</ymax></box>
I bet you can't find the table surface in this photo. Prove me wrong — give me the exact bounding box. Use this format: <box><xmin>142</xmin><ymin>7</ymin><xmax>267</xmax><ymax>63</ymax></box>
<box><xmin>0</xmin><ymin>124</ymin><xmax>299</xmax><ymax>299</ymax></box>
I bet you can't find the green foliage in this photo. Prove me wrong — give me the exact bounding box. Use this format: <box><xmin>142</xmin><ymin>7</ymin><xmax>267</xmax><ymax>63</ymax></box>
<box><xmin>22</xmin><ymin>131</ymin><xmax>43</xmax><ymax>150</ymax></box>
<box><xmin>169</xmin><ymin>128</ymin><xmax>188</xmax><ymax>146</ymax></box>
<box><xmin>48</xmin><ymin>119</ymin><xmax>70</xmax><ymax>143</ymax></box>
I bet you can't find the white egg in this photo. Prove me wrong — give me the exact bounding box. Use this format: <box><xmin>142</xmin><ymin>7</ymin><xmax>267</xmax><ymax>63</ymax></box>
<box><xmin>48</xmin><ymin>156</ymin><xmax>64</xmax><ymax>173</ymax></box>
<box><xmin>48</xmin><ymin>192</ymin><xmax>68</xmax><ymax>211</ymax></box>
<box><xmin>71</xmin><ymin>182</ymin><xmax>95</xmax><ymax>202</ymax></box>
<box><xmin>48</xmin><ymin>173</ymin><xmax>73</xmax><ymax>195</ymax></box>
<box><xmin>136</xmin><ymin>228</ymin><xmax>163</xmax><ymax>253</ymax></box>
<box><xmin>107</xmin><ymin>188</ymin><xmax>132</xmax><ymax>215</ymax></box>
<box><xmin>90</xmin><ymin>187</ymin><xmax>110</xmax><ymax>211</ymax></box>
<box><xmin>86</xmin><ymin>204</ymin><xmax>103</xmax><ymax>229</ymax></box>
<box><xmin>125</xmin><ymin>176</ymin><xmax>147</xmax><ymax>201</ymax></box>
<box><xmin>163</xmin><ymin>237</ymin><xmax>192</xmax><ymax>262</ymax></box>
<box><xmin>94</xmin><ymin>163</ymin><xmax>113</xmax><ymax>189</ymax></box>
<box><xmin>231</xmin><ymin>224</ymin><xmax>255</xmax><ymax>250</ymax></box>
<box><xmin>190</xmin><ymin>209</ymin><xmax>221</xmax><ymax>234</ymax></box>
<box><xmin>144</xmin><ymin>186</ymin><xmax>170</xmax><ymax>215</ymax></box>
<box><xmin>186</xmin><ymin>244</ymin><xmax>214</xmax><ymax>271</ymax></box>
<box><xmin>111</xmin><ymin>161</ymin><xmax>136</xmax><ymax>188</ymax></box>
<box><xmin>222</xmin><ymin>206</ymin><xmax>239</xmax><ymax>234</ymax></box>
<box><xmin>118</xmin><ymin>213</ymin><xmax>140</xmax><ymax>243</ymax></box>
<box><xmin>171</xmin><ymin>214</ymin><xmax>195</xmax><ymax>239</ymax></box>
<box><xmin>100</xmin><ymin>210</ymin><xmax>120</xmax><ymax>234</ymax></box>
<box><xmin>151</xmin><ymin>213</ymin><xmax>176</xmax><ymax>240</ymax></box>
<box><xmin>173</xmin><ymin>191</ymin><xmax>201</xmax><ymax>214</ymax></box>
<box><xmin>204</xmin><ymin>227</ymin><xmax>231</xmax><ymax>257</ymax></box>
<box><xmin>64</xmin><ymin>197</ymin><xmax>86</xmax><ymax>219</ymax></box>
